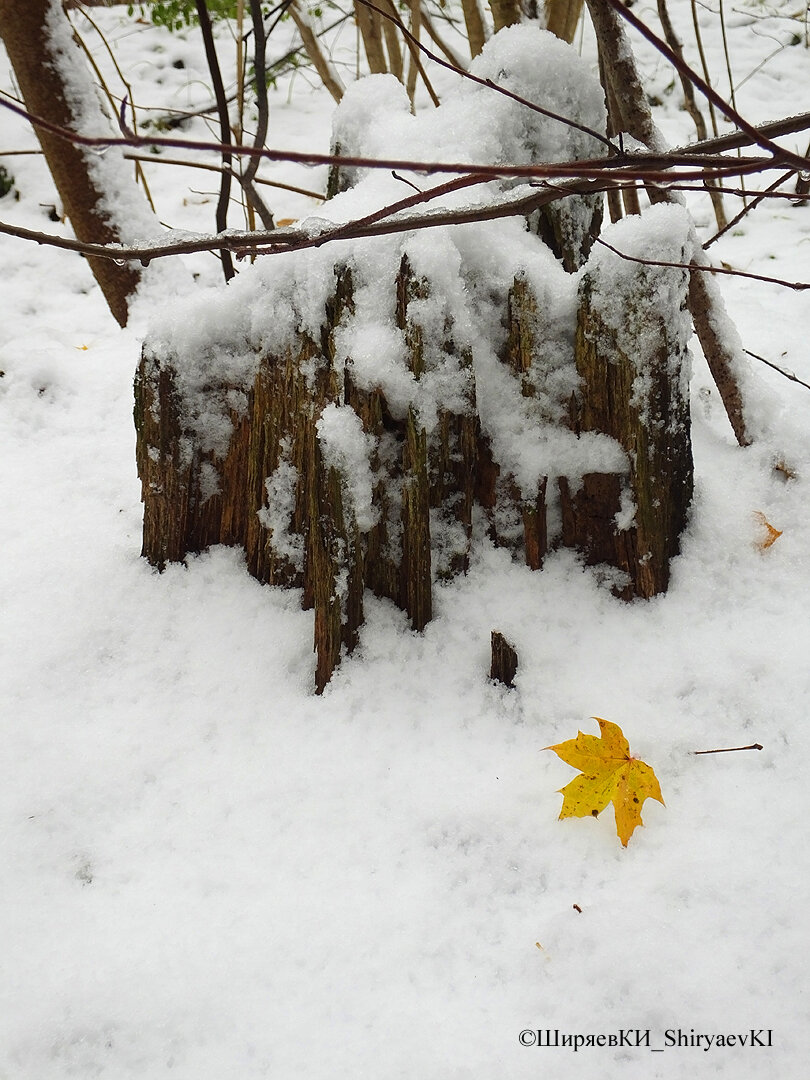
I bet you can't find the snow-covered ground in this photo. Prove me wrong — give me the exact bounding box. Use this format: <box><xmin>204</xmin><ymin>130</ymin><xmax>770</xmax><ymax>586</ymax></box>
<box><xmin>1</xmin><ymin>4</ymin><xmax>809</xmax><ymax>1077</ymax></box>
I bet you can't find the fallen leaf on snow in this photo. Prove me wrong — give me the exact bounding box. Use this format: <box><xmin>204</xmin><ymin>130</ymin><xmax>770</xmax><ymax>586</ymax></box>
<box><xmin>753</xmin><ymin>511</ymin><xmax>782</xmax><ymax>550</ymax></box>
<box><xmin>545</xmin><ymin>718</ymin><xmax>664</xmax><ymax>847</ymax></box>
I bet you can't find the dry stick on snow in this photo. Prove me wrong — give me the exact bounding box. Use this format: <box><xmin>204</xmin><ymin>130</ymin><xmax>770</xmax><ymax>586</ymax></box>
<box><xmin>587</xmin><ymin>0</ymin><xmax>762</xmax><ymax>446</ymax></box>
<box><xmin>693</xmin><ymin>744</ymin><xmax>763</xmax><ymax>754</ymax></box>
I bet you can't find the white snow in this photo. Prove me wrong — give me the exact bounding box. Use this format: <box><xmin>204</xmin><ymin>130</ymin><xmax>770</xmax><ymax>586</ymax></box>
<box><xmin>316</xmin><ymin>402</ymin><xmax>379</xmax><ymax>532</ymax></box>
<box><xmin>259</xmin><ymin>446</ymin><xmax>304</xmax><ymax>571</ymax></box>
<box><xmin>2</xmin><ymin>5</ymin><xmax>810</xmax><ymax>1080</ymax></box>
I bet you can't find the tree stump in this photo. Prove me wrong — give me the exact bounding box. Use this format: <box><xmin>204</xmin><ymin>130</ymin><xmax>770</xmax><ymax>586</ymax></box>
<box><xmin>566</xmin><ymin>207</ymin><xmax>694</xmax><ymax>597</ymax></box>
<box><xmin>134</xmin><ymin>206</ymin><xmax>694</xmax><ymax>688</ymax></box>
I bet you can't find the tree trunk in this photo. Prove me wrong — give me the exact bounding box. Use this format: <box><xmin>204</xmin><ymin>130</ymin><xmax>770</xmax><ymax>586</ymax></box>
<box><xmin>585</xmin><ymin>0</ymin><xmax>752</xmax><ymax>445</ymax></box>
<box><xmin>461</xmin><ymin>0</ymin><xmax>488</xmax><ymax>58</ymax></box>
<box><xmin>288</xmin><ymin>1</ymin><xmax>344</xmax><ymax>104</ymax></box>
<box><xmin>0</xmin><ymin>0</ymin><xmax>141</xmax><ymax>326</ymax></box>
<box><xmin>489</xmin><ymin>0</ymin><xmax>522</xmax><ymax>33</ymax></box>
<box><xmin>545</xmin><ymin>0</ymin><xmax>584</xmax><ymax>43</ymax></box>
<box><xmin>354</xmin><ymin>1</ymin><xmax>388</xmax><ymax>74</ymax></box>
<box><xmin>377</xmin><ymin>0</ymin><xmax>404</xmax><ymax>81</ymax></box>
<box><xmin>568</xmin><ymin>217</ymin><xmax>694</xmax><ymax>598</ymax></box>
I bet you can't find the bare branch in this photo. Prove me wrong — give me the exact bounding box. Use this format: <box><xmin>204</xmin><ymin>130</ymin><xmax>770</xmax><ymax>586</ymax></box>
<box><xmin>656</xmin><ymin>0</ymin><xmax>726</xmax><ymax>230</ymax></box>
<box><xmin>0</xmin><ymin>91</ymin><xmax>782</xmax><ymax>180</ymax></box>
<box><xmin>124</xmin><ymin>152</ymin><xmax>324</xmax><ymax>200</ymax></box>
<box><xmin>594</xmin><ymin>235</ymin><xmax>810</xmax><ymax>292</ymax></box>
<box><xmin>703</xmin><ymin>170</ymin><xmax>795</xmax><ymax>249</ymax></box>
<box><xmin>195</xmin><ymin>0</ymin><xmax>235</xmax><ymax>280</ymax></box>
<box><xmin>744</xmin><ymin>350</ymin><xmax>810</xmax><ymax>393</ymax></box>
<box><xmin>0</xmin><ymin>164</ymin><xmax>795</xmax><ymax>270</ymax></box>
<box><xmin>0</xmin><ymin>177</ymin><xmax>611</xmax><ymax>264</ymax></box>
<box><xmin>672</xmin><ymin>111</ymin><xmax>810</xmax><ymax>158</ymax></box>
<box><xmin>239</xmin><ymin>0</ymin><xmax>275</xmax><ymax>231</ymax></box>
<box><xmin>603</xmin><ymin>0</ymin><xmax>810</xmax><ymax>172</ymax></box>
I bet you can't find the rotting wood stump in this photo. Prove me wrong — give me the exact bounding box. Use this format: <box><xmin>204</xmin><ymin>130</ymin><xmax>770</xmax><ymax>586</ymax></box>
<box><xmin>135</xmin><ymin>210</ymin><xmax>694</xmax><ymax>692</ymax></box>
<box><xmin>564</xmin><ymin>213</ymin><xmax>694</xmax><ymax>598</ymax></box>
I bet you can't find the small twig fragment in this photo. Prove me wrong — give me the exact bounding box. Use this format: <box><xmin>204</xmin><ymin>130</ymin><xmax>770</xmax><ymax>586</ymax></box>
<box><xmin>490</xmin><ymin>631</ymin><xmax>518</xmax><ymax>688</ymax></box>
<box><xmin>693</xmin><ymin>743</ymin><xmax>763</xmax><ymax>754</ymax></box>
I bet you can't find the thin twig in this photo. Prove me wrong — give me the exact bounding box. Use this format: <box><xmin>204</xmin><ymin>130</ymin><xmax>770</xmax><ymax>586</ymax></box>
<box><xmin>195</xmin><ymin>0</ymin><xmax>235</xmax><ymax>280</ymax></box>
<box><xmin>0</xmin><ymin>167</ymin><xmax>781</xmax><ymax>267</ymax></box>
<box><xmin>123</xmin><ymin>152</ymin><xmax>324</xmax><ymax>200</ymax></box>
<box><xmin>0</xmin><ymin>178</ymin><xmax>604</xmax><ymax>263</ymax></box>
<box><xmin>594</xmin><ymin>235</ymin><xmax>810</xmax><ymax>291</ymax></box>
<box><xmin>0</xmin><ymin>92</ymin><xmax>782</xmax><ymax>180</ymax></box>
<box><xmin>657</xmin><ymin>0</ymin><xmax>726</xmax><ymax>230</ymax></box>
<box><xmin>239</xmin><ymin>0</ymin><xmax>275</xmax><ymax>230</ymax></box>
<box><xmin>417</xmin><ymin>2</ymin><xmax>466</xmax><ymax>71</ymax></box>
<box><xmin>690</xmin><ymin>0</ymin><xmax>720</xmax><ymax>137</ymax></box>
<box><xmin>703</xmin><ymin>170</ymin><xmax>794</xmax><ymax>249</ymax></box>
<box><xmin>67</xmin><ymin>1</ymin><xmax>156</xmax><ymax>211</ymax></box>
<box><xmin>718</xmin><ymin>0</ymin><xmax>746</xmax><ymax>206</ymax></box>
<box><xmin>693</xmin><ymin>743</ymin><xmax>763</xmax><ymax>754</ymax></box>
<box><xmin>744</xmin><ymin>350</ymin><xmax>810</xmax><ymax>393</ymax></box>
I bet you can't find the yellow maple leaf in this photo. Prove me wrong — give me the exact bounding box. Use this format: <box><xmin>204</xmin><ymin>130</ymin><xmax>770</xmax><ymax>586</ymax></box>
<box><xmin>545</xmin><ymin>718</ymin><xmax>664</xmax><ymax>847</ymax></box>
